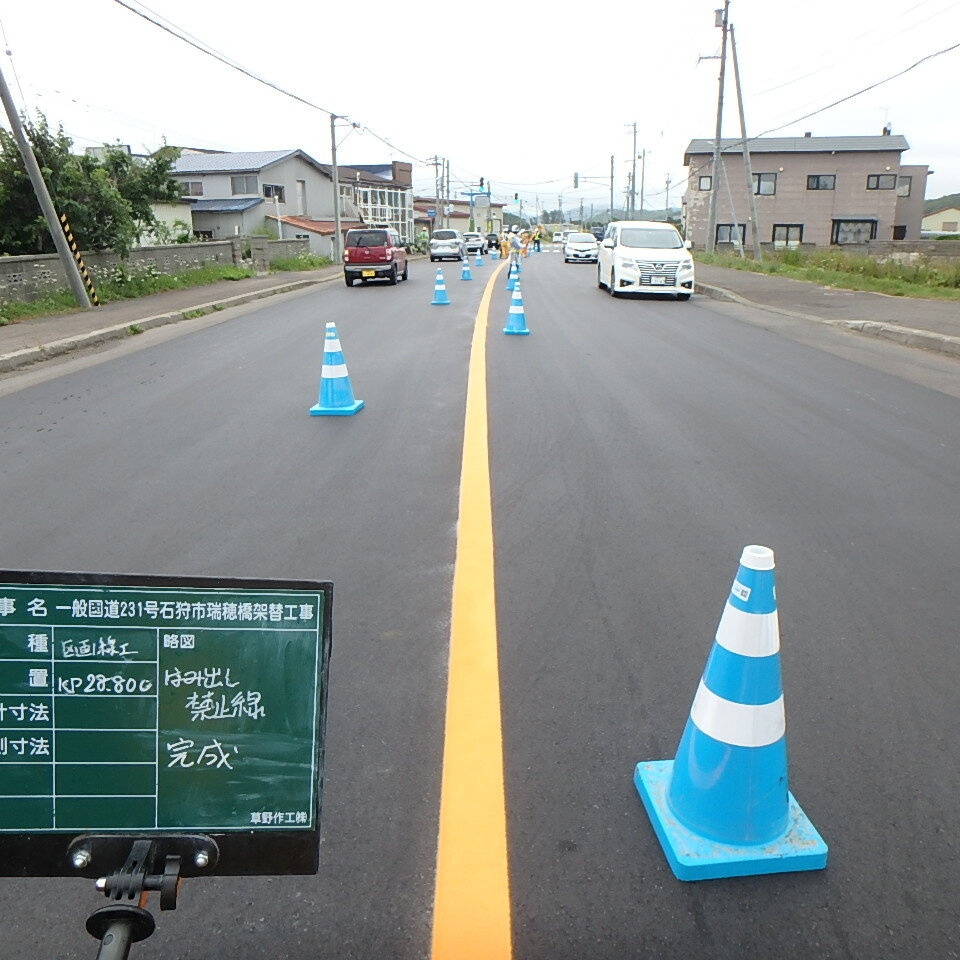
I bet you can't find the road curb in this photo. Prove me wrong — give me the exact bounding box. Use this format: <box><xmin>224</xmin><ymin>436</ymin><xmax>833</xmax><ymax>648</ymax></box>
<box><xmin>0</xmin><ymin>275</ymin><xmax>337</xmax><ymax>374</ymax></box>
<box><xmin>694</xmin><ymin>280</ymin><xmax>960</xmax><ymax>359</ymax></box>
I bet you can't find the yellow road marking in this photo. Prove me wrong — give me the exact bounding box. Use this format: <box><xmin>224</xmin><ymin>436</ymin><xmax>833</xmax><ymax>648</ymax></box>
<box><xmin>432</xmin><ymin>260</ymin><xmax>512</xmax><ymax>960</ymax></box>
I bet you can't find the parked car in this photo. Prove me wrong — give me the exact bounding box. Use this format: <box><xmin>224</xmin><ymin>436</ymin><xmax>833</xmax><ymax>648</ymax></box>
<box><xmin>343</xmin><ymin>227</ymin><xmax>408</xmax><ymax>286</ymax></box>
<box><xmin>590</xmin><ymin>226</ymin><xmax>606</xmax><ymax>241</ymax></box>
<box><xmin>552</xmin><ymin>231</ymin><xmax>567</xmax><ymax>244</ymax></box>
<box><xmin>462</xmin><ymin>232</ymin><xmax>487</xmax><ymax>254</ymax></box>
<box><xmin>485</xmin><ymin>232</ymin><xmax>500</xmax><ymax>250</ymax></box>
<box><xmin>562</xmin><ymin>231</ymin><xmax>600</xmax><ymax>263</ymax></box>
<box><xmin>430</xmin><ymin>229</ymin><xmax>466</xmax><ymax>261</ymax></box>
<box><xmin>596</xmin><ymin>220</ymin><xmax>694</xmax><ymax>300</ymax></box>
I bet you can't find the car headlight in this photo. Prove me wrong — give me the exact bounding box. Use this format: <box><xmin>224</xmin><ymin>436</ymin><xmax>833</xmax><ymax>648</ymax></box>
<box><xmin>679</xmin><ymin>260</ymin><xmax>694</xmax><ymax>271</ymax></box>
<box><xmin>619</xmin><ymin>259</ymin><xmax>636</xmax><ymax>269</ymax></box>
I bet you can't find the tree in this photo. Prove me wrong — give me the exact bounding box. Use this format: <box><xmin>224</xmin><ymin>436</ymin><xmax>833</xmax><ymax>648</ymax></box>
<box><xmin>0</xmin><ymin>114</ymin><xmax>182</xmax><ymax>256</ymax></box>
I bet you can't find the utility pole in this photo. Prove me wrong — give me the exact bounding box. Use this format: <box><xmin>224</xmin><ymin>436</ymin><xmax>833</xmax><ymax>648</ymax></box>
<box><xmin>610</xmin><ymin>154</ymin><xmax>615</xmax><ymax>221</ymax></box>
<box><xmin>665</xmin><ymin>174</ymin><xmax>671</xmax><ymax>217</ymax></box>
<box><xmin>730</xmin><ymin>24</ymin><xmax>762</xmax><ymax>261</ymax></box>
<box><xmin>639</xmin><ymin>148</ymin><xmax>646</xmax><ymax>218</ymax></box>
<box><xmin>719</xmin><ymin>158</ymin><xmax>745</xmax><ymax>257</ymax></box>
<box><xmin>330</xmin><ymin>114</ymin><xmax>343</xmax><ymax>262</ymax></box>
<box><xmin>429</xmin><ymin>156</ymin><xmax>441</xmax><ymax>236</ymax></box>
<box><xmin>0</xmin><ymin>63</ymin><xmax>91</xmax><ymax>308</ymax></box>
<box><xmin>443</xmin><ymin>158</ymin><xmax>450</xmax><ymax>229</ymax></box>
<box><xmin>579</xmin><ymin>199</ymin><xmax>584</xmax><ymax>225</ymax></box>
<box><xmin>705</xmin><ymin>0</ymin><xmax>730</xmax><ymax>253</ymax></box>
<box><xmin>629</xmin><ymin>122</ymin><xmax>638</xmax><ymax>218</ymax></box>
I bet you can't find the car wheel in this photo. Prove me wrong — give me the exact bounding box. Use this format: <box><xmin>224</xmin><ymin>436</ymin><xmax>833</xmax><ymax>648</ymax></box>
<box><xmin>430</xmin><ymin>256</ymin><xmax>436</xmax><ymax>262</ymax></box>
<box><xmin>344</xmin><ymin>276</ymin><xmax>354</xmax><ymax>287</ymax></box>
<box><xmin>608</xmin><ymin>269</ymin><xmax>620</xmax><ymax>297</ymax></box>
<box><xmin>677</xmin><ymin>293</ymin><xmax>691</xmax><ymax>301</ymax></box>
<box><xmin>401</xmin><ymin>261</ymin><xmax>409</xmax><ymax>281</ymax></box>
<box><xmin>387</xmin><ymin>265</ymin><xmax>398</xmax><ymax>285</ymax></box>
<box><xmin>597</xmin><ymin>266</ymin><xmax>605</xmax><ymax>289</ymax></box>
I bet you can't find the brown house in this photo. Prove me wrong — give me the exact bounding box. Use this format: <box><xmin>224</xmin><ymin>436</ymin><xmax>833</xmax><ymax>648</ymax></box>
<box><xmin>682</xmin><ymin>133</ymin><xmax>929</xmax><ymax>248</ymax></box>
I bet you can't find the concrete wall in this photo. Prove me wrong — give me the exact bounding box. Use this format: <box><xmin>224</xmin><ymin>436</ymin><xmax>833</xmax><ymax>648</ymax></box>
<box><xmin>0</xmin><ymin>237</ymin><xmax>309</xmax><ymax>303</ymax></box>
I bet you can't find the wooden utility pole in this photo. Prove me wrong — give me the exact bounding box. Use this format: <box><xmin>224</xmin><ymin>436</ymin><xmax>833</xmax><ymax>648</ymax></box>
<box><xmin>730</xmin><ymin>24</ymin><xmax>763</xmax><ymax>261</ymax></box>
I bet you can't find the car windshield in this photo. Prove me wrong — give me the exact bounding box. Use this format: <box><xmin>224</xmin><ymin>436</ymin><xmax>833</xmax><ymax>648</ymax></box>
<box><xmin>346</xmin><ymin>230</ymin><xmax>388</xmax><ymax>247</ymax></box>
<box><xmin>567</xmin><ymin>233</ymin><xmax>596</xmax><ymax>243</ymax></box>
<box><xmin>618</xmin><ymin>228</ymin><xmax>682</xmax><ymax>249</ymax></box>
<box><xmin>433</xmin><ymin>231</ymin><xmax>457</xmax><ymax>240</ymax></box>
<box><xmin>464</xmin><ymin>234</ymin><xmax>481</xmax><ymax>240</ymax></box>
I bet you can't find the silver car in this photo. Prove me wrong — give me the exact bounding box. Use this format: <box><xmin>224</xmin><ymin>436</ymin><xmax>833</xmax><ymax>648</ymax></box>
<box><xmin>430</xmin><ymin>229</ymin><xmax>466</xmax><ymax>261</ymax></box>
<box><xmin>563</xmin><ymin>232</ymin><xmax>600</xmax><ymax>263</ymax></box>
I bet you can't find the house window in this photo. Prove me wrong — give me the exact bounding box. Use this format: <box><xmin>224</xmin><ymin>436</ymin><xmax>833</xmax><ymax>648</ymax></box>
<box><xmin>832</xmin><ymin>220</ymin><xmax>876</xmax><ymax>244</ymax></box>
<box><xmin>193</xmin><ymin>230</ymin><xmax>214</xmax><ymax>240</ymax></box>
<box><xmin>180</xmin><ymin>181</ymin><xmax>203</xmax><ymax>197</ymax></box>
<box><xmin>773</xmin><ymin>224</ymin><xmax>803</xmax><ymax>247</ymax></box>
<box><xmin>263</xmin><ymin>184</ymin><xmax>285</xmax><ymax>202</ymax></box>
<box><xmin>698</xmin><ymin>175</ymin><xmax>712</xmax><ymax>191</ymax></box>
<box><xmin>896</xmin><ymin>176</ymin><xmax>912</xmax><ymax>197</ymax></box>
<box><xmin>752</xmin><ymin>173</ymin><xmax>777</xmax><ymax>195</ymax></box>
<box><xmin>892</xmin><ymin>226</ymin><xmax>907</xmax><ymax>240</ymax></box>
<box><xmin>806</xmin><ymin>175</ymin><xmax>835</xmax><ymax>190</ymax></box>
<box><xmin>230</xmin><ymin>175</ymin><xmax>258</xmax><ymax>194</ymax></box>
<box><xmin>866</xmin><ymin>174</ymin><xmax>896</xmax><ymax>190</ymax></box>
<box><xmin>942</xmin><ymin>221</ymin><xmax>959</xmax><ymax>232</ymax></box>
<box><xmin>716</xmin><ymin>223</ymin><xmax>746</xmax><ymax>244</ymax></box>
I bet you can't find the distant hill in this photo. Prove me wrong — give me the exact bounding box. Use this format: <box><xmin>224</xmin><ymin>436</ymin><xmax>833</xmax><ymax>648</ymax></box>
<box><xmin>924</xmin><ymin>193</ymin><xmax>960</xmax><ymax>214</ymax></box>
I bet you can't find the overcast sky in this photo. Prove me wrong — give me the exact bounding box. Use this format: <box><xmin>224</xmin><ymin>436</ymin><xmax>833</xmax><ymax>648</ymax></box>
<box><xmin>2</xmin><ymin>0</ymin><xmax>958</xmax><ymax>215</ymax></box>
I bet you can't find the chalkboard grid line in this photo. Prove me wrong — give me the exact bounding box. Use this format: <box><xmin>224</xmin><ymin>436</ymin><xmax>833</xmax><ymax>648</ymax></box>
<box><xmin>154</xmin><ymin>631</ymin><xmax>159</xmax><ymax>829</ymax></box>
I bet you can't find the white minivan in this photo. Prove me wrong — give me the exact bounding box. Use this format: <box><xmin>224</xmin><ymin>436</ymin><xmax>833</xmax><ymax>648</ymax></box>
<box><xmin>597</xmin><ymin>220</ymin><xmax>694</xmax><ymax>300</ymax></box>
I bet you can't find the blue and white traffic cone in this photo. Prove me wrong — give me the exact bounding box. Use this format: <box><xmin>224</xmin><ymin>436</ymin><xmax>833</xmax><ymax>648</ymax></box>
<box><xmin>474</xmin><ymin>249</ymin><xmax>484</xmax><ymax>267</ymax></box>
<box><xmin>491</xmin><ymin>246</ymin><xmax>499</xmax><ymax>260</ymax></box>
<box><xmin>431</xmin><ymin>268</ymin><xmax>450</xmax><ymax>305</ymax></box>
<box><xmin>503</xmin><ymin>281</ymin><xmax>530</xmax><ymax>336</ymax></box>
<box><xmin>506</xmin><ymin>262</ymin><xmax>518</xmax><ymax>290</ymax></box>
<box><xmin>634</xmin><ymin>545</ymin><xmax>828</xmax><ymax>881</ymax></box>
<box><xmin>309</xmin><ymin>322</ymin><xmax>364</xmax><ymax>416</ymax></box>
<box><xmin>460</xmin><ymin>258</ymin><xmax>473</xmax><ymax>281</ymax></box>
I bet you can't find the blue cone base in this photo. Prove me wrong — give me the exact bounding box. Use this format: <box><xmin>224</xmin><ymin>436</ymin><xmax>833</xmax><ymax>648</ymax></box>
<box><xmin>634</xmin><ymin>760</ymin><xmax>828</xmax><ymax>881</ymax></box>
<box><xmin>503</xmin><ymin>327</ymin><xmax>530</xmax><ymax>335</ymax></box>
<box><xmin>431</xmin><ymin>299</ymin><xmax>450</xmax><ymax>305</ymax></box>
<box><xmin>309</xmin><ymin>399</ymin><xmax>364</xmax><ymax>416</ymax></box>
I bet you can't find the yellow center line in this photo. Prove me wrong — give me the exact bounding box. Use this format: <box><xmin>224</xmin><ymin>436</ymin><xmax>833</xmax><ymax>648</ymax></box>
<box><xmin>431</xmin><ymin>260</ymin><xmax>512</xmax><ymax>960</ymax></box>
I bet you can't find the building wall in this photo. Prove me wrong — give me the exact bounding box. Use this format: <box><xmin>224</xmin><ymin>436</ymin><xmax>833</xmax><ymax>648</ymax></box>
<box><xmin>140</xmin><ymin>201</ymin><xmax>194</xmax><ymax>246</ymax></box>
<box><xmin>190</xmin><ymin>208</ymin><xmax>265</xmax><ymax>240</ymax></box>
<box><xmin>893</xmin><ymin>165</ymin><xmax>928</xmax><ymax>239</ymax></box>
<box><xmin>684</xmin><ymin>149</ymin><xmax>921</xmax><ymax>247</ymax></box>
<box><xmin>921</xmin><ymin>206</ymin><xmax>960</xmax><ymax>233</ymax></box>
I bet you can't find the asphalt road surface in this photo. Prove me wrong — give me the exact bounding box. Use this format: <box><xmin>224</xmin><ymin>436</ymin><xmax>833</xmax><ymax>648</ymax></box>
<box><xmin>0</xmin><ymin>252</ymin><xmax>957</xmax><ymax>958</ymax></box>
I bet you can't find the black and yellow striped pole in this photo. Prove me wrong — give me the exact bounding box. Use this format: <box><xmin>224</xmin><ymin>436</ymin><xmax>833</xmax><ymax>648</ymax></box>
<box><xmin>59</xmin><ymin>214</ymin><xmax>100</xmax><ymax>306</ymax></box>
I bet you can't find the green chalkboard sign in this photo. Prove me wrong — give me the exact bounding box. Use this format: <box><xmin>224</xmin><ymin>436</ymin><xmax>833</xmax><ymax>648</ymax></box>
<box><xmin>0</xmin><ymin>571</ymin><xmax>332</xmax><ymax>877</ymax></box>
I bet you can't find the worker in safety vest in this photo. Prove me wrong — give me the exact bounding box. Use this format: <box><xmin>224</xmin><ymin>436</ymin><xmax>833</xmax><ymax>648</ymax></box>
<box><xmin>532</xmin><ymin>226</ymin><xmax>542</xmax><ymax>252</ymax></box>
<box><xmin>500</xmin><ymin>228</ymin><xmax>511</xmax><ymax>261</ymax></box>
<box><xmin>508</xmin><ymin>227</ymin><xmax>524</xmax><ymax>266</ymax></box>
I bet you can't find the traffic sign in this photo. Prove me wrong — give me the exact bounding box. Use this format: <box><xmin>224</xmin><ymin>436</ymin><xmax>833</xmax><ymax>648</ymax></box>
<box><xmin>0</xmin><ymin>570</ymin><xmax>332</xmax><ymax>876</ymax></box>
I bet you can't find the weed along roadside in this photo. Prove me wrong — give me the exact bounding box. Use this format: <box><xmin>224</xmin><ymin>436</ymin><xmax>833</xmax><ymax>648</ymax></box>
<box><xmin>695</xmin><ymin>247</ymin><xmax>960</xmax><ymax>301</ymax></box>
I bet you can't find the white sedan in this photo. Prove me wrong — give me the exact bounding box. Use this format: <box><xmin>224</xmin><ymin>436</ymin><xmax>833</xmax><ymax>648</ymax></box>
<box><xmin>562</xmin><ymin>232</ymin><xmax>600</xmax><ymax>263</ymax></box>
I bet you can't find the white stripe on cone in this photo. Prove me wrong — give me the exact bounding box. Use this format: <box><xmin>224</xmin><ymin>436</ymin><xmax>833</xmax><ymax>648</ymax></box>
<box><xmin>321</xmin><ymin>364</ymin><xmax>350</xmax><ymax>378</ymax></box>
<box><xmin>715</xmin><ymin>606</ymin><xmax>780</xmax><ymax>658</ymax></box>
<box><xmin>323</xmin><ymin>339</ymin><xmax>342</xmax><ymax>353</ymax></box>
<box><xmin>689</xmin><ymin>680</ymin><xmax>785</xmax><ymax>748</ymax></box>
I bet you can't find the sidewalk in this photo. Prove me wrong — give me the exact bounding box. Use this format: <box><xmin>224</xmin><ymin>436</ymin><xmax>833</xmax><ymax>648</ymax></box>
<box><xmin>0</xmin><ymin>264</ymin><xmax>342</xmax><ymax>373</ymax></box>
<box><xmin>695</xmin><ymin>263</ymin><xmax>960</xmax><ymax>357</ymax></box>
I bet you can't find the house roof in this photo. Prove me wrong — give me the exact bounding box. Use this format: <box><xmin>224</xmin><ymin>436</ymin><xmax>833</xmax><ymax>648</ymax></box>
<box><xmin>414</xmin><ymin>204</ymin><xmax>469</xmax><ymax>219</ymax></box>
<box><xmin>684</xmin><ymin>135</ymin><xmax>910</xmax><ymax>157</ymax></box>
<box><xmin>189</xmin><ymin>197</ymin><xmax>264</xmax><ymax>212</ymax></box>
<box><xmin>318</xmin><ymin>163</ymin><xmax>406</xmax><ymax>188</ymax></box>
<box><xmin>173</xmin><ymin>149</ymin><xmax>327</xmax><ymax>175</ymax></box>
<box><xmin>415</xmin><ymin>195</ymin><xmax>506</xmax><ymax>208</ymax></box>
<box><xmin>922</xmin><ymin>205</ymin><xmax>960</xmax><ymax>217</ymax></box>
<box><xmin>266</xmin><ymin>215</ymin><xmax>364</xmax><ymax>235</ymax></box>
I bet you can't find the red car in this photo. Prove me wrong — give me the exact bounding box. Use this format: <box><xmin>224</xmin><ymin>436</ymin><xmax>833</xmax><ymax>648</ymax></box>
<box><xmin>343</xmin><ymin>228</ymin><xmax>408</xmax><ymax>286</ymax></box>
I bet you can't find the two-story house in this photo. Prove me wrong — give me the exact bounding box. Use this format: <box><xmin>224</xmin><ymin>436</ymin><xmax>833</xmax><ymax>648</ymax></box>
<box><xmin>173</xmin><ymin>149</ymin><xmax>365</xmax><ymax>255</ymax></box>
<box><xmin>682</xmin><ymin>133</ymin><xmax>929</xmax><ymax>249</ymax></box>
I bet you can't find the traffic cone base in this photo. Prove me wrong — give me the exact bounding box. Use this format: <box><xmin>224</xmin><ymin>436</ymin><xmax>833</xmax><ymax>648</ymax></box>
<box><xmin>310</xmin><ymin>398</ymin><xmax>364</xmax><ymax>416</ymax></box>
<box><xmin>634</xmin><ymin>760</ymin><xmax>828</xmax><ymax>881</ymax></box>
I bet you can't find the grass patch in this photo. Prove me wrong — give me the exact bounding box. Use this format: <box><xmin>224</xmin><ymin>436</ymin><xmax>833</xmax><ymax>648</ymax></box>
<box><xmin>696</xmin><ymin>249</ymin><xmax>960</xmax><ymax>301</ymax></box>
<box><xmin>182</xmin><ymin>308</ymin><xmax>209</xmax><ymax>320</ymax></box>
<box><xmin>270</xmin><ymin>253</ymin><xmax>331</xmax><ymax>271</ymax></box>
<box><xmin>0</xmin><ymin>263</ymin><xmax>255</xmax><ymax>323</ymax></box>
<box><xmin>128</xmin><ymin>324</ymin><xmax>143</xmax><ymax>335</ymax></box>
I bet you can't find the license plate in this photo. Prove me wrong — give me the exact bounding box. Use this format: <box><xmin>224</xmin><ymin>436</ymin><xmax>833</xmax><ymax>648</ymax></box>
<box><xmin>650</xmin><ymin>276</ymin><xmax>667</xmax><ymax>285</ymax></box>
<box><xmin>362</xmin><ymin>270</ymin><xmax>376</xmax><ymax>277</ymax></box>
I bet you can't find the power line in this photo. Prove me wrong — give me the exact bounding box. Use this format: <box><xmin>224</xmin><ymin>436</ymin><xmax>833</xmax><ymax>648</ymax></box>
<box><xmin>110</xmin><ymin>0</ymin><xmax>427</xmax><ymax>164</ymax></box>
